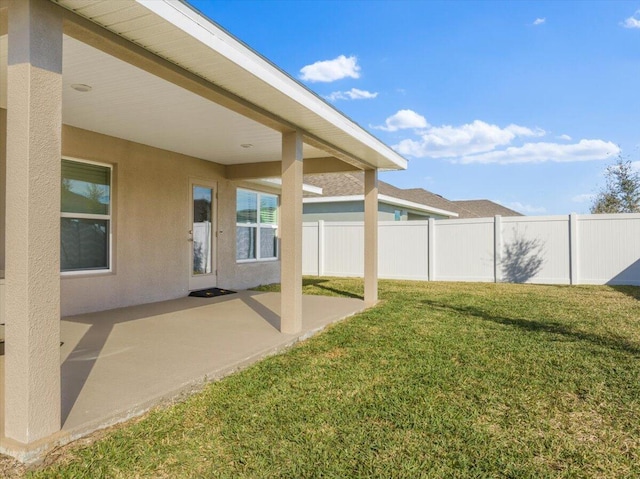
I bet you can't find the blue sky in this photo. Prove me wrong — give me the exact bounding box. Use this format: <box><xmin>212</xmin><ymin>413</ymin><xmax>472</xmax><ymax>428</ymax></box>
<box><xmin>187</xmin><ymin>0</ymin><xmax>640</xmax><ymax>215</ymax></box>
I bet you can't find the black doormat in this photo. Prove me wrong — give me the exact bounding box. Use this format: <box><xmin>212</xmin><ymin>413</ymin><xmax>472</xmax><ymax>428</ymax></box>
<box><xmin>189</xmin><ymin>287</ymin><xmax>237</xmax><ymax>298</ymax></box>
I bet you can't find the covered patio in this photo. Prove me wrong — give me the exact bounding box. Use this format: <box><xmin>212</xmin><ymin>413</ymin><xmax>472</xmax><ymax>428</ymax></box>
<box><xmin>0</xmin><ymin>290</ymin><xmax>366</xmax><ymax>460</ymax></box>
<box><xmin>0</xmin><ymin>0</ymin><xmax>406</xmax><ymax>461</ymax></box>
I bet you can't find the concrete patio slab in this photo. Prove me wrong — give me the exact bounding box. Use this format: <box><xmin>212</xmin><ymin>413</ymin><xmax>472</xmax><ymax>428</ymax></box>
<box><xmin>0</xmin><ymin>291</ymin><xmax>366</xmax><ymax>461</ymax></box>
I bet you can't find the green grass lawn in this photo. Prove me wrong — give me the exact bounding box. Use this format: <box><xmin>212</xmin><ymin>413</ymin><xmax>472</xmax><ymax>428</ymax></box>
<box><xmin>28</xmin><ymin>279</ymin><xmax>640</xmax><ymax>478</ymax></box>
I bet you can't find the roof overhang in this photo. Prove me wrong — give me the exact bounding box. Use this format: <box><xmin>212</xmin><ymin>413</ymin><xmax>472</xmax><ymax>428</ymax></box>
<box><xmin>246</xmin><ymin>179</ymin><xmax>323</xmax><ymax>195</ymax></box>
<box><xmin>15</xmin><ymin>0</ymin><xmax>407</xmax><ymax>171</ymax></box>
<box><xmin>303</xmin><ymin>195</ymin><xmax>459</xmax><ymax>218</ymax></box>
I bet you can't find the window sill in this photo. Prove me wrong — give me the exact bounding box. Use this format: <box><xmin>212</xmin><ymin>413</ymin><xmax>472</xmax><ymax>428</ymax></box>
<box><xmin>236</xmin><ymin>258</ymin><xmax>279</xmax><ymax>264</ymax></box>
<box><xmin>61</xmin><ymin>269</ymin><xmax>114</xmax><ymax>279</ymax></box>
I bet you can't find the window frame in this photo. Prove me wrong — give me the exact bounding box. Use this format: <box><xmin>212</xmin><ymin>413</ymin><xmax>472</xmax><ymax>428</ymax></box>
<box><xmin>60</xmin><ymin>157</ymin><xmax>113</xmax><ymax>275</ymax></box>
<box><xmin>236</xmin><ymin>188</ymin><xmax>279</xmax><ymax>263</ymax></box>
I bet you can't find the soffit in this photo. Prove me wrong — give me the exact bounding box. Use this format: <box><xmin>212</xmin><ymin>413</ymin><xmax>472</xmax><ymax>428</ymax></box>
<box><xmin>0</xmin><ymin>33</ymin><xmax>328</xmax><ymax>164</ymax></box>
<box><xmin>50</xmin><ymin>0</ymin><xmax>407</xmax><ymax>170</ymax></box>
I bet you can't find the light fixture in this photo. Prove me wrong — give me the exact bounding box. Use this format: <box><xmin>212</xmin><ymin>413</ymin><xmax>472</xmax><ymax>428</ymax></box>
<box><xmin>240</xmin><ymin>143</ymin><xmax>253</xmax><ymax>149</ymax></box>
<box><xmin>71</xmin><ymin>84</ymin><xmax>92</xmax><ymax>92</ymax></box>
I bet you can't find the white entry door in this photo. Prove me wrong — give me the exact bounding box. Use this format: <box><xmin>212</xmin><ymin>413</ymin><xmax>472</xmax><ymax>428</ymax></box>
<box><xmin>189</xmin><ymin>180</ymin><xmax>217</xmax><ymax>291</ymax></box>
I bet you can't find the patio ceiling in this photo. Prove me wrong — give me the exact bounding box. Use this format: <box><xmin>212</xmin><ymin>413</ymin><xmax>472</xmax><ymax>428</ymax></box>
<box><xmin>0</xmin><ymin>0</ymin><xmax>408</xmax><ymax>171</ymax></box>
<box><xmin>0</xmin><ymin>34</ymin><xmax>328</xmax><ymax>166</ymax></box>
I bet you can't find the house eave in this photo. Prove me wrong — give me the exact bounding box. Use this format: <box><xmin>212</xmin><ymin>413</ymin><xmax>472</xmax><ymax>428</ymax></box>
<box><xmin>303</xmin><ymin>195</ymin><xmax>459</xmax><ymax>218</ymax></box>
<box><xmin>51</xmin><ymin>0</ymin><xmax>407</xmax><ymax>171</ymax></box>
<box><xmin>246</xmin><ymin>178</ymin><xmax>323</xmax><ymax>195</ymax></box>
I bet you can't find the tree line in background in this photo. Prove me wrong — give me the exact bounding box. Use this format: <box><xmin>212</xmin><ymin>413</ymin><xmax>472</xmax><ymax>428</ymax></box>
<box><xmin>591</xmin><ymin>156</ymin><xmax>640</xmax><ymax>214</ymax></box>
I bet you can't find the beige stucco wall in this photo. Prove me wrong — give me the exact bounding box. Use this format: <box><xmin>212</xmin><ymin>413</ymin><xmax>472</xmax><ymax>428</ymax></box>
<box><xmin>56</xmin><ymin>124</ymin><xmax>280</xmax><ymax>316</ymax></box>
<box><xmin>0</xmin><ymin>108</ymin><xmax>7</xmax><ymax>323</ymax></box>
<box><xmin>1</xmin><ymin>108</ymin><xmax>6</xmax><ymax>272</ymax></box>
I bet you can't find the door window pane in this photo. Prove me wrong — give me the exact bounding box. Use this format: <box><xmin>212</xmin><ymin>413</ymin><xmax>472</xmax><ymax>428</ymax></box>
<box><xmin>193</xmin><ymin>186</ymin><xmax>213</xmax><ymax>275</ymax></box>
<box><xmin>193</xmin><ymin>187</ymin><xmax>212</xmax><ymax>222</ymax></box>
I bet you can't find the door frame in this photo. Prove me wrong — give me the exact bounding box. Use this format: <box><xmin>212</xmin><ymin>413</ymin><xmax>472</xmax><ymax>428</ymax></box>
<box><xmin>188</xmin><ymin>178</ymin><xmax>217</xmax><ymax>291</ymax></box>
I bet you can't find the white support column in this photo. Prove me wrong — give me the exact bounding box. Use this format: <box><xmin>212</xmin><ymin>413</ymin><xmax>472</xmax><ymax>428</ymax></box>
<box><xmin>280</xmin><ymin>131</ymin><xmax>303</xmax><ymax>334</ymax></box>
<box><xmin>428</xmin><ymin>217</ymin><xmax>435</xmax><ymax>281</ymax></box>
<box><xmin>364</xmin><ymin>169</ymin><xmax>378</xmax><ymax>306</ymax></box>
<box><xmin>494</xmin><ymin>215</ymin><xmax>503</xmax><ymax>283</ymax></box>
<box><xmin>5</xmin><ymin>0</ymin><xmax>63</xmax><ymax>444</ymax></box>
<box><xmin>569</xmin><ymin>213</ymin><xmax>579</xmax><ymax>285</ymax></box>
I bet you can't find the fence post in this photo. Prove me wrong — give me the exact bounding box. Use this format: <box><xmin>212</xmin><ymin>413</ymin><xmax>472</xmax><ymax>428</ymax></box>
<box><xmin>317</xmin><ymin>220</ymin><xmax>325</xmax><ymax>277</ymax></box>
<box><xmin>428</xmin><ymin>218</ymin><xmax>435</xmax><ymax>281</ymax></box>
<box><xmin>569</xmin><ymin>213</ymin><xmax>578</xmax><ymax>285</ymax></box>
<box><xmin>494</xmin><ymin>215</ymin><xmax>502</xmax><ymax>283</ymax></box>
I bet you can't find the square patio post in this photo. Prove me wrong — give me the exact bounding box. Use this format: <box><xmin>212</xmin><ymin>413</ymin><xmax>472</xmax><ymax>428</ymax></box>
<box><xmin>280</xmin><ymin>131</ymin><xmax>303</xmax><ymax>334</ymax></box>
<box><xmin>5</xmin><ymin>0</ymin><xmax>62</xmax><ymax>444</ymax></box>
<box><xmin>364</xmin><ymin>168</ymin><xmax>378</xmax><ymax>306</ymax></box>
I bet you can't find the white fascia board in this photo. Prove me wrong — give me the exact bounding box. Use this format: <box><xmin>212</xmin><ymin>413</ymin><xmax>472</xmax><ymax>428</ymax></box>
<box><xmin>377</xmin><ymin>195</ymin><xmax>459</xmax><ymax>218</ymax></box>
<box><xmin>303</xmin><ymin>195</ymin><xmax>364</xmax><ymax>204</ymax></box>
<box><xmin>246</xmin><ymin>178</ymin><xmax>323</xmax><ymax>195</ymax></box>
<box><xmin>135</xmin><ymin>0</ymin><xmax>407</xmax><ymax>171</ymax></box>
<box><xmin>303</xmin><ymin>195</ymin><xmax>459</xmax><ymax>218</ymax></box>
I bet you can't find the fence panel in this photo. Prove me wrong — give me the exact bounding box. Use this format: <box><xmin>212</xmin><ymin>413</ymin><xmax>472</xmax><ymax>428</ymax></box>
<box><xmin>323</xmin><ymin>222</ymin><xmax>364</xmax><ymax>276</ymax></box>
<box><xmin>501</xmin><ymin>216</ymin><xmax>570</xmax><ymax>284</ymax></box>
<box><xmin>302</xmin><ymin>222</ymin><xmax>319</xmax><ymax>275</ymax></box>
<box><xmin>379</xmin><ymin>221</ymin><xmax>429</xmax><ymax>280</ymax></box>
<box><xmin>302</xmin><ymin>214</ymin><xmax>640</xmax><ymax>285</ymax></box>
<box><xmin>577</xmin><ymin>214</ymin><xmax>640</xmax><ymax>285</ymax></box>
<box><xmin>435</xmin><ymin>218</ymin><xmax>495</xmax><ymax>282</ymax></box>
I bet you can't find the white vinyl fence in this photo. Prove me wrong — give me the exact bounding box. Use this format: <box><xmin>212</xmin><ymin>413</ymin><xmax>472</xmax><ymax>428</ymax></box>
<box><xmin>303</xmin><ymin>214</ymin><xmax>640</xmax><ymax>286</ymax></box>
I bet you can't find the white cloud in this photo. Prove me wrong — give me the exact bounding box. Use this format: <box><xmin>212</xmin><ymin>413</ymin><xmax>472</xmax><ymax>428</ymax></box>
<box><xmin>502</xmin><ymin>201</ymin><xmax>546</xmax><ymax>214</ymax></box>
<box><xmin>299</xmin><ymin>55</ymin><xmax>360</xmax><ymax>82</ymax></box>
<box><xmin>325</xmin><ymin>88</ymin><xmax>378</xmax><ymax>101</ymax></box>
<box><xmin>622</xmin><ymin>11</ymin><xmax>640</xmax><ymax>28</ymax></box>
<box><xmin>533</xmin><ymin>18</ymin><xmax>546</xmax><ymax>26</ymax></box>
<box><xmin>393</xmin><ymin>120</ymin><xmax>544</xmax><ymax>158</ymax></box>
<box><xmin>457</xmin><ymin>139</ymin><xmax>620</xmax><ymax>165</ymax></box>
<box><xmin>632</xmin><ymin>161</ymin><xmax>640</xmax><ymax>171</ymax></box>
<box><xmin>389</xmin><ymin>115</ymin><xmax>618</xmax><ymax>166</ymax></box>
<box><xmin>572</xmin><ymin>193</ymin><xmax>596</xmax><ymax>203</ymax></box>
<box><xmin>505</xmin><ymin>124</ymin><xmax>545</xmax><ymax>137</ymax></box>
<box><xmin>373</xmin><ymin>109</ymin><xmax>429</xmax><ymax>132</ymax></box>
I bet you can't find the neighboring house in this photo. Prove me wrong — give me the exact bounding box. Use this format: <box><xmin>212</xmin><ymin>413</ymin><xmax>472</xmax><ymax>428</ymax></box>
<box><xmin>302</xmin><ymin>172</ymin><xmax>460</xmax><ymax>221</ymax></box>
<box><xmin>451</xmin><ymin>200</ymin><xmax>523</xmax><ymax>218</ymax></box>
<box><xmin>0</xmin><ymin>0</ymin><xmax>406</xmax><ymax>454</ymax></box>
<box><xmin>301</xmin><ymin>172</ymin><xmax>523</xmax><ymax>222</ymax></box>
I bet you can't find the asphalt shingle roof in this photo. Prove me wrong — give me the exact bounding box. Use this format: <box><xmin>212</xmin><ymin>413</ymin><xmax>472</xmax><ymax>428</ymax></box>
<box><xmin>303</xmin><ymin>172</ymin><xmax>461</xmax><ymax>216</ymax></box>
<box><xmin>303</xmin><ymin>172</ymin><xmax>524</xmax><ymax>219</ymax></box>
<box><xmin>452</xmin><ymin>200</ymin><xmax>523</xmax><ymax>218</ymax></box>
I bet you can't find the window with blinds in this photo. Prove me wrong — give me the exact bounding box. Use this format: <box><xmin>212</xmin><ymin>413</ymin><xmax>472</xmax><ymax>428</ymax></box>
<box><xmin>236</xmin><ymin>189</ymin><xmax>278</xmax><ymax>261</ymax></box>
<box><xmin>61</xmin><ymin>158</ymin><xmax>112</xmax><ymax>272</ymax></box>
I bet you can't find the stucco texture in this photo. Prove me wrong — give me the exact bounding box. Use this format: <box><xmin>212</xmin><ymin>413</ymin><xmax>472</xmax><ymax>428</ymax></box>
<box><xmin>11</xmin><ymin>122</ymin><xmax>284</xmax><ymax>316</ymax></box>
<box><xmin>0</xmin><ymin>108</ymin><xmax>5</xmax><ymax>272</ymax></box>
